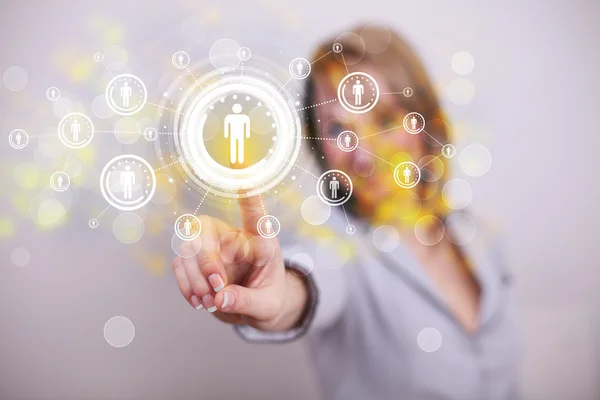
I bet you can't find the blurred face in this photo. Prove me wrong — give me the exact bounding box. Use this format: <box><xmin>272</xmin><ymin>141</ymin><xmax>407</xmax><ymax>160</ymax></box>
<box><xmin>312</xmin><ymin>66</ymin><xmax>427</xmax><ymax>218</ymax></box>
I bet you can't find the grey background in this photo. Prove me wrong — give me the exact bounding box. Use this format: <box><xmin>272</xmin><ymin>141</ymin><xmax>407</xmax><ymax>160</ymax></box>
<box><xmin>1</xmin><ymin>0</ymin><xmax>599</xmax><ymax>399</ymax></box>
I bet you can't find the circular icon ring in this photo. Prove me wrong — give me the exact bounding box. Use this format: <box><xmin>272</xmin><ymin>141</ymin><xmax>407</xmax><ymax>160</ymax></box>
<box><xmin>50</xmin><ymin>171</ymin><xmax>70</xmax><ymax>192</ymax></box>
<box><xmin>100</xmin><ymin>155</ymin><xmax>156</xmax><ymax>211</ymax></box>
<box><xmin>441</xmin><ymin>144</ymin><xmax>456</xmax><ymax>158</ymax></box>
<box><xmin>89</xmin><ymin>219</ymin><xmax>99</xmax><ymax>229</ymax></box>
<box><xmin>316</xmin><ymin>169</ymin><xmax>353</xmax><ymax>206</ymax></box>
<box><xmin>403</xmin><ymin>87</ymin><xmax>413</xmax><ymax>97</ymax></box>
<box><xmin>336</xmin><ymin>130</ymin><xmax>359</xmax><ymax>152</ymax></box>
<box><xmin>174</xmin><ymin>214</ymin><xmax>202</xmax><ymax>241</ymax></box>
<box><xmin>403</xmin><ymin>112</ymin><xmax>425</xmax><ymax>135</ymax></box>
<box><xmin>143</xmin><ymin>127</ymin><xmax>158</xmax><ymax>142</ymax></box>
<box><xmin>393</xmin><ymin>162</ymin><xmax>421</xmax><ymax>189</ymax></box>
<box><xmin>237</xmin><ymin>47</ymin><xmax>251</xmax><ymax>61</ymax></box>
<box><xmin>57</xmin><ymin>112</ymin><xmax>94</xmax><ymax>149</ymax></box>
<box><xmin>105</xmin><ymin>74</ymin><xmax>147</xmax><ymax>116</ymax></box>
<box><xmin>289</xmin><ymin>57</ymin><xmax>311</xmax><ymax>80</ymax></box>
<box><xmin>257</xmin><ymin>215</ymin><xmax>281</xmax><ymax>239</ymax></box>
<box><xmin>46</xmin><ymin>87</ymin><xmax>61</xmax><ymax>101</ymax></box>
<box><xmin>172</xmin><ymin>51</ymin><xmax>190</xmax><ymax>69</ymax></box>
<box><xmin>9</xmin><ymin>129</ymin><xmax>29</xmax><ymax>149</ymax></box>
<box><xmin>337</xmin><ymin>72</ymin><xmax>380</xmax><ymax>114</ymax></box>
<box><xmin>333</xmin><ymin>43</ymin><xmax>343</xmax><ymax>53</ymax></box>
<box><xmin>346</xmin><ymin>224</ymin><xmax>356</xmax><ymax>235</ymax></box>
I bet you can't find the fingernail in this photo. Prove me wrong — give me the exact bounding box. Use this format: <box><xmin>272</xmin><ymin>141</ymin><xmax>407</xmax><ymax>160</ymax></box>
<box><xmin>208</xmin><ymin>274</ymin><xmax>225</xmax><ymax>292</ymax></box>
<box><xmin>221</xmin><ymin>291</ymin><xmax>236</xmax><ymax>310</ymax></box>
<box><xmin>191</xmin><ymin>295</ymin><xmax>203</xmax><ymax>310</ymax></box>
<box><xmin>202</xmin><ymin>294</ymin><xmax>217</xmax><ymax>313</ymax></box>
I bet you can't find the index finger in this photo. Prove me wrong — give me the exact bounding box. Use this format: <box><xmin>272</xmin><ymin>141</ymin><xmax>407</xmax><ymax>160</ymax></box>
<box><xmin>238</xmin><ymin>194</ymin><xmax>266</xmax><ymax>235</ymax></box>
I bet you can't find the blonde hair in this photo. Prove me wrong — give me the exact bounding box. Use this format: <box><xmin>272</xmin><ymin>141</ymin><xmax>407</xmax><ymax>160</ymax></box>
<box><xmin>304</xmin><ymin>24</ymin><xmax>450</xmax><ymax>221</ymax></box>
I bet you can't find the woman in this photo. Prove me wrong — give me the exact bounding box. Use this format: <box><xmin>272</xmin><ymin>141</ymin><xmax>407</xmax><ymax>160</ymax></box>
<box><xmin>171</xmin><ymin>25</ymin><xmax>519</xmax><ymax>399</ymax></box>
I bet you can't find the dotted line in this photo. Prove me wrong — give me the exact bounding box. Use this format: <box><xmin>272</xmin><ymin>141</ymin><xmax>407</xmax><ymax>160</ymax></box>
<box><xmin>293</xmin><ymin>136</ymin><xmax>336</xmax><ymax>141</ymax></box>
<box><xmin>257</xmin><ymin>190</ymin><xmax>267</xmax><ymax>215</ymax></box>
<box><xmin>194</xmin><ymin>185</ymin><xmax>212</xmax><ymax>214</ymax></box>
<box><xmin>147</xmin><ymin>101</ymin><xmax>181</xmax><ymax>115</ymax></box>
<box><xmin>294</xmin><ymin>163</ymin><xmax>319</xmax><ymax>179</ymax></box>
<box><xmin>277</xmin><ymin>77</ymin><xmax>292</xmax><ymax>93</ymax></box>
<box><xmin>296</xmin><ymin>99</ymin><xmax>337</xmax><ymax>112</ymax></box>
<box><xmin>186</xmin><ymin>67</ymin><xmax>200</xmax><ymax>84</ymax></box>
<box><xmin>95</xmin><ymin>130</ymin><xmax>183</xmax><ymax>136</ymax></box>
<box><xmin>155</xmin><ymin>157</ymin><xmax>186</xmax><ymax>172</ymax></box>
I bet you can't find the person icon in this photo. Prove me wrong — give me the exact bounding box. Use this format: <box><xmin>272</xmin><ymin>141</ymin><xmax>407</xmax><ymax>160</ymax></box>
<box><xmin>71</xmin><ymin>119</ymin><xmax>81</xmax><ymax>142</ymax></box>
<box><xmin>178</xmin><ymin>53</ymin><xmax>185</xmax><ymax>67</ymax></box>
<box><xmin>329</xmin><ymin>176</ymin><xmax>340</xmax><ymax>198</ymax></box>
<box><xmin>296</xmin><ymin>61</ymin><xmax>304</xmax><ymax>77</ymax></box>
<box><xmin>241</xmin><ymin>49</ymin><xmax>247</xmax><ymax>59</ymax></box>
<box><xmin>120</xmin><ymin>81</ymin><xmax>132</xmax><ymax>108</ymax></box>
<box><xmin>344</xmin><ymin>133</ymin><xmax>352</xmax><ymax>148</ymax></box>
<box><xmin>14</xmin><ymin>131</ymin><xmax>22</xmax><ymax>146</ymax></box>
<box><xmin>56</xmin><ymin>174</ymin><xmax>64</xmax><ymax>188</ymax></box>
<box><xmin>50</xmin><ymin>89</ymin><xmax>56</xmax><ymax>99</ymax></box>
<box><xmin>183</xmin><ymin>218</ymin><xmax>192</xmax><ymax>236</ymax></box>
<box><xmin>410</xmin><ymin>115</ymin><xmax>418</xmax><ymax>131</ymax></box>
<box><xmin>224</xmin><ymin>103</ymin><xmax>251</xmax><ymax>164</ymax></box>
<box><xmin>265</xmin><ymin>218</ymin><xmax>273</xmax><ymax>234</ymax></box>
<box><xmin>352</xmin><ymin>79</ymin><xmax>364</xmax><ymax>106</ymax></box>
<box><xmin>120</xmin><ymin>165</ymin><xmax>136</xmax><ymax>200</ymax></box>
<box><xmin>403</xmin><ymin>166</ymin><xmax>411</xmax><ymax>183</ymax></box>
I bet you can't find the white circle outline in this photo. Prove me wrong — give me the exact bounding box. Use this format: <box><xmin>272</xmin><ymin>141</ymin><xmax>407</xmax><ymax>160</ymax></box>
<box><xmin>57</xmin><ymin>112</ymin><xmax>95</xmax><ymax>149</ymax></box>
<box><xmin>393</xmin><ymin>161</ymin><xmax>421</xmax><ymax>189</ymax></box>
<box><xmin>289</xmin><ymin>57</ymin><xmax>311</xmax><ymax>80</ymax></box>
<box><xmin>143</xmin><ymin>127</ymin><xmax>158</xmax><ymax>142</ymax></box>
<box><xmin>403</xmin><ymin>112</ymin><xmax>425</xmax><ymax>135</ymax></box>
<box><xmin>172</xmin><ymin>51</ymin><xmax>190</xmax><ymax>69</ymax></box>
<box><xmin>403</xmin><ymin>87</ymin><xmax>413</xmax><ymax>97</ymax></box>
<box><xmin>333</xmin><ymin>43</ymin><xmax>343</xmax><ymax>53</ymax></box>
<box><xmin>346</xmin><ymin>224</ymin><xmax>356</xmax><ymax>235</ymax></box>
<box><xmin>103</xmin><ymin>316</ymin><xmax>135</xmax><ymax>348</ymax></box>
<box><xmin>46</xmin><ymin>87</ymin><xmax>60</xmax><ymax>101</ymax></box>
<box><xmin>316</xmin><ymin>169</ymin><xmax>354</xmax><ymax>207</ymax></box>
<box><xmin>176</xmin><ymin>71</ymin><xmax>302</xmax><ymax>198</ymax></box>
<box><xmin>50</xmin><ymin>171</ymin><xmax>70</xmax><ymax>192</ymax></box>
<box><xmin>93</xmin><ymin>52</ymin><xmax>104</xmax><ymax>62</ymax></box>
<box><xmin>441</xmin><ymin>144</ymin><xmax>456</xmax><ymax>158</ymax></box>
<box><xmin>104</xmin><ymin>74</ymin><xmax>148</xmax><ymax>116</ymax></box>
<box><xmin>257</xmin><ymin>215</ymin><xmax>280</xmax><ymax>239</ymax></box>
<box><xmin>100</xmin><ymin>155</ymin><xmax>157</xmax><ymax>211</ymax></box>
<box><xmin>89</xmin><ymin>218</ymin><xmax>99</xmax><ymax>229</ymax></box>
<box><xmin>336</xmin><ymin>130</ymin><xmax>359</xmax><ymax>152</ymax></box>
<box><xmin>174</xmin><ymin>213</ymin><xmax>202</xmax><ymax>241</ymax></box>
<box><xmin>237</xmin><ymin>47</ymin><xmax>251</xmax><ymax>61</ymax></box>
<box><xmin>337</xmin><ymin>72</ymin><xmax>380</xmax><ymax>114</ymax></box>
<box><xmin>8</xmin><ymin>129</ymin><xmax>28</xmax><ymax>149</ymax></box>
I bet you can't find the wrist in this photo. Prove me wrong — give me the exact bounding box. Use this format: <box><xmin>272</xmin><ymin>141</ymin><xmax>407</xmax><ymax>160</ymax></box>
<box><xmin>272</xmin><ymin>270</ymin><xmax>309</xmax><ymax>331</ymax></box>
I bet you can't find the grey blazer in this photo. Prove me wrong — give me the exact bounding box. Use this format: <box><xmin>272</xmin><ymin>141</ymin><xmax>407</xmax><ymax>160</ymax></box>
<box><xmin>236</xmin><ymin>208</ymin><xmax>520</xmax><ymax>400</ymax></box>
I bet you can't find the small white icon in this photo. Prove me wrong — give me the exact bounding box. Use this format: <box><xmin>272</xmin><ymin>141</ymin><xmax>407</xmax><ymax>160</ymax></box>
<box><xmin>346</xmin><ymin>225</ymin><xmax>356</xmax><ymax>235</ymax></box>
<box><xmin>93</xmin><ymin>52</ymin><xmax>104</xmax><ymax>62</ymax></box>
<box><xmin>257</xmin><ymin>215</ymin><xmax>280</xmax><ymax>239</ymax></box>
<box><xmin>89</xmin><ymin>219</ymin><xmax>99</xmax><ymax>229</ymax></box>
<box><xmin>224</xmin><ymin>103</ymin><xmax>251</xmax><ymax>164</ymax></box>
<box><xmin>105</xmin><ymin>74</ymin><xmax>147</xmax><ymax>116</ymax></box>
<box><xmin>100</xmin><ymin>155</ymin><xmax>156</xmax><ymax>211</ymax></box>
<box><xmin>403</xmin><ymin>112</ymin><xmax>425</xmax><ymax>135</ymax></box>
<box><xmin>333</xmin><ymin>43</ymin><xmax>343</xmax><ymax>54</ymax></box>
<box><xmin>237</xmin><ymin>47</ymin><xmax>251</xmax><ymax>61</ymax></box>
<box><xmin>143</xmin><ymin>127</ymin><xmax>158</xmax><ymax>142</ymax></box>
<box><xmin>57</xmin><ymin>113</ymin><xmax>94</xmax><ymax>149</ymax></box>
<box><xmin>403</xmin><ymin>87</ymin><xmax>414</xmax><ymax>97</ymax></box>
<box><xmin>289</xmin><ymin>57</ymin><xmax>311</xmax><ymax>80</ymax></box>
<box><xmin>172</xmin><ymin>51</ymin><xmax>190</xmax><ymax>69</ymax></box>
<box><xmin>316</xmin><ymin>170</ymin><xmax>353</xmax><ymax>206</ymax></box>
<box><xmin>352</xmin><ymin>80</ymin><xmax>364</xmax><ymax>105</ymax></box>
<box><xmin>50</xmin><ymin>171</ymin><xmax>70</xmax><ymax>192</ymax></box>
<box><xmin>393</xmin><ymin>161</ymin><xmax>421</xmax><ymax>189</ymax></box>
<box><xmin>8</xmin><ymin>129</ymin><xmax>28</xmax><ymax>149</ymax></box>
<box><xmin>46</xmin><ymin>87</ymin><xmax>61</xmax><ymax>101</ymax></box>
<box><xmin>337</xmin><ymin>130</ymin><xmax>359</xmax><ymax>152</ymax></box>
<box><xmin>441</xmin><ymin>144</ymin><xmax>456</xmax><ymax>158</ymax></box>
<box><xmin>174</xmin><ymin>214</ymin><xmax>202</xmax><ymax>241</ymax></box>
<box><xmin>337</xmin><ymin>72</ymin><xmax>380</xmax><ymax>114</ymax></box>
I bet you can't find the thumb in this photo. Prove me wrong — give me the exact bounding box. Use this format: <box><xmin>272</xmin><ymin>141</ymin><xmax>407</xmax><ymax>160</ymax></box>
<box><xmin>213</xmin><ymin>284</ymin><xmax>281</xmax><ymax>321</ymax></box>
